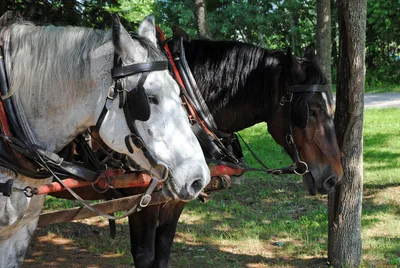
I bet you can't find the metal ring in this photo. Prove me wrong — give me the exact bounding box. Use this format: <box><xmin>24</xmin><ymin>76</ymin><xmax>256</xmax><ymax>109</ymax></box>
<box><xmin>91</xmin><ymin>172</ymin><xmax>111</xmax><ymax>193</ymax></box>
<box><xmin>107</xmin><ymin>85</ymin><xmax>116</xmax><ymax>99</ymax></box>
<box><xmin>23</xmin><ymin>186</ymin><xmax>35</xmax><ymax>197</ymax></box>
<box><xmin>294</xmin><ymin>160</ymin><xmax>309</xmax><ymax>176</ymax></box>
<box><xmin>157</xmin><ymin>162</ymin><xmax>169</xmax><ymax>182</ymax></box>
<box><xmin>149</xmin><ymin>162</ymin><xmax>169</xmax><ymax>182</ymax></box>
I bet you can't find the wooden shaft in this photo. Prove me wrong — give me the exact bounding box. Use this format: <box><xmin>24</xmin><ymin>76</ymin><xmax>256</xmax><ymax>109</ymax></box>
<box><xmin>38</xmin><ymin>192</ymin><xmax>167</xmax><ymax>227</ymax></box>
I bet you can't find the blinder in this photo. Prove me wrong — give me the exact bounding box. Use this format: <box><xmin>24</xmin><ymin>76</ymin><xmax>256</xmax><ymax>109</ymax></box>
<box><xmin>286</xmin><ymin>84</ymin><xmax>330</xmax><ymax>129</ymax></box>
<box><xmin>111</xmin><ymin>61</ymin><xmax>167</xmax><ymax>122</ymax></box>
<box><xmin>291</xmin><ymin>99</ymin><xmax>309</xmax><ymax>129</ymax></box>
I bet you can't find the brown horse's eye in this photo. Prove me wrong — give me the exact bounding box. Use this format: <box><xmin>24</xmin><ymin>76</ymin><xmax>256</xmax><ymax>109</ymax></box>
<box><xmin>309</xmin><ymin>109</ymin><xmax>317</xmax><ymax>117</ymax></box>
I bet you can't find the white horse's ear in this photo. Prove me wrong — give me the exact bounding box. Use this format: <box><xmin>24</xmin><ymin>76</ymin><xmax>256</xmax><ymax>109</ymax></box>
<box><xmin>138</xmin><ymin>15</ymin><xmax>157</xmax><ymax>47</ymax></box>
<box><xmin>112</xmin><ymin>14</ymin><xmax>135</xmax><ymax>57</ymax></box>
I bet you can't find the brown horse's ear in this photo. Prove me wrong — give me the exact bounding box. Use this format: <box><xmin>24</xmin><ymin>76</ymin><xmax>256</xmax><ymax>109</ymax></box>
<box><xmin>172</xmin><ymin>26</ymin><xmax>191</xmax><ymax>41</ymax></box>
<box><xmin>304</xmin><ymin>43</ymin><xmax>317</xmax><ymax>64</ymax></box>
<box><xmin>286</xmin><ymin>47</ymin><xmax>306</xmax><ymax>84</ymax></box>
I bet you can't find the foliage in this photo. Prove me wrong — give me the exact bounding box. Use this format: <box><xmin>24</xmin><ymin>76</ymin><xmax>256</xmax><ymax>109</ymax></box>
<box><xmin>2</xmin><ymin>0</ymin><xmax>154</xmax><ymax>29</ymax></box>
<box><xmin>2</xmin><ymin>0</ymin><xmax>398</xmax><ymax>85</ymax></box>
<box><xmin>366</xmin><ymin>0</ymin><xmax>400</xmax><ymax>85</ymax></box>
<box><xmin>154</xmin><ymin>0</ymin><xmax>317</xmax><ymax>54</ymax></box>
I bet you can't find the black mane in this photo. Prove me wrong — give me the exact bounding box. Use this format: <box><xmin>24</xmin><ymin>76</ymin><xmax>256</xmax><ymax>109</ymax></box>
<box><xmin>182</xmin><ymin>39</ymin><xmax>329</xmax><ymax>132</ymax></box>
<box><xmin>183</xmin><ymin>39</ymin><xmax>285</xmax><ymax>115</ymax></box>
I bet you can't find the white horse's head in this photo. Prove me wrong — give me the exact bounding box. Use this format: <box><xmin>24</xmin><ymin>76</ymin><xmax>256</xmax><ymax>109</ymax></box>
<box><xmin>98</xmin><ymin>16</ymin><xmax>210</xmax><ymax>201</ymax></box>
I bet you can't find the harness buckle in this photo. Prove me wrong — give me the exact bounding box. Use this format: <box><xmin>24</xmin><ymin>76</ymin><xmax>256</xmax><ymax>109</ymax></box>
<box><xmin>286</xmin><ymin>133</ymin><xmax>294</xmax><ymax>146</ymax></box>
<box><xmin>139</xmin><ymin>194</ymin><xmax>152</xmax><ymax>208</ymax></box>
<box><xmin>116</xmin><ymin>78</ymin><xmax>127</xmax><ymax>93</ymax></box>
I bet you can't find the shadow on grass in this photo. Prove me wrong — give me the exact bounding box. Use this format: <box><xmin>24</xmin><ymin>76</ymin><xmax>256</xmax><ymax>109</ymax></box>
<box><xmin>25</xmin><ymin>221</ymin><xmax>133</xmax><ymax>268</ymax></box>
<box><xmin>25</xmin><ymin>221</ymin><xmax>330</xmax><ymax>268</ymax></box>
<box><xmin>364</xmin><ymin>132</ymin><xmax>400</xmax><ymax>171</ymax></box>
<box><xmin>170</xmin><ymin>240</ymin><xmax>329</xmax><ymax>268</ymax></box>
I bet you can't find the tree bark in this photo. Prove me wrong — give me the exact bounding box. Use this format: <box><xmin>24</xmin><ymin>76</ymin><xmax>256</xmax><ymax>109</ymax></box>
<box><xmin>62</xmin><ymin>0</ymin><xmax>79</xmax><ymax>25</ymax></box>
<box><xmin>328</xmin><ymin>0</ymin><xmax>366</xmax><ymax>267</ymax></box>
<box><xmin>0</xmin><ymin>0</ymin><xmax>5</xmax><ymax>17</ymax></box>
<box><xmin>193</xmin><ymin>0</ymin><xmax>212</xmax><ymax>39</ymax></box>
<box><xmin>316</xmin><ymin>0</ymin><xmax>332</xmax><ymax>86</ymax></box>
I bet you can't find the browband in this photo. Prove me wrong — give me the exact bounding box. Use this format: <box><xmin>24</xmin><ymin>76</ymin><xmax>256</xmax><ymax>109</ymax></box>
<box><xmin>287</xmin><ymin>84</ymin><xmax>331</xmax><ymax>93</ymax></box>
<box><xmin>112</xmin><ymin>61</ymin><xmax>168</xmax><ymax>79</ymax></box>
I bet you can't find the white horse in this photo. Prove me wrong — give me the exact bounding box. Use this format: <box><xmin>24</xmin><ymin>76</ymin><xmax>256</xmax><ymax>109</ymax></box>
<box><xmin>0</xmin><ymin>15</ymin><xmax>209</xmax><ymax>267</ymax></box>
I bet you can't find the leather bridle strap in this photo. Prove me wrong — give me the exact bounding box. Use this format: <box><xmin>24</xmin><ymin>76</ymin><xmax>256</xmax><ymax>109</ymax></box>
<box><xmin>111</xmin><ymin>61</ymin><xmax>168</xmax><ymax>79</ymax></box>
<box><xmin>287</xmin><ymin>84</ymin><xmax>331</xmax><ymax>93</ymax></box>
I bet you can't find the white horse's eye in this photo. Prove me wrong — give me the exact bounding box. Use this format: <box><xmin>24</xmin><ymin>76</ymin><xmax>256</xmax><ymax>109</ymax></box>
<box><xmin>148</xmin><ymin>96</ymin><xmax>159</xmax><ymax>105</ymax></box>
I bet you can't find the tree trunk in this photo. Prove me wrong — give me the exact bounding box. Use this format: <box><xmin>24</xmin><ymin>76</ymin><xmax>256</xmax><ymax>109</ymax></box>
<box><xmin>0</xmin><ymin>0</ymin><xmax>5</xmax><ymax>17</ymax></box>
<box><xmin>62</xmin><ymin>0</ymin><xmax>79</xmax><ymax>25</ymax></box>
<box><xmin>328</xmin><ymin>0</ymin><xmax>366</xmax><ymax>267</ymax></box>
<box><xmin>291</xmin><ymin>11</ymin><xmax>301</xmax><ymax>56</ymax></box>
<box><xmin>316</xmin><ymin>0</ymin><xmax>332</xmax><ymax>86</ymax></box>
<box><xmin>193</xmin><ymin>0</ymin><xmax>212</xmax><ymax>39</ymax></box>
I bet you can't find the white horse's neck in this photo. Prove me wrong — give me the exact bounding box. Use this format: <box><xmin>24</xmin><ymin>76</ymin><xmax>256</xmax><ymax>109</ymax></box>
<box><xmin>7</xmin><ymin>25</ymin><xmax>115</xmax><ymax>152</ymax></box>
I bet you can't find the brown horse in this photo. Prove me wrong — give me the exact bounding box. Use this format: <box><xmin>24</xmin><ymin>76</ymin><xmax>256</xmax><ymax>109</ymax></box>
<box><xmin>116</xmin><ymin>37</ymin><xmax>343</xmax><ymax>268</ymax></box>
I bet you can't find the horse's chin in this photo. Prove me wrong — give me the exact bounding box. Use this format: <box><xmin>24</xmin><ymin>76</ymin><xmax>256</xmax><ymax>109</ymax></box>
<box><xmin>161</xmin><ymin>180</ymin><xmax>199</xmax><ymax>202</ymax></box>
<box><xmin>162</xmin><ymin>182</ymin><xmax>178</xmax><ymax>200</ymax></box>
<box><xmin>302</xmin><ymin>173</ymin><xmax>317</xmax><ymax>196</ymax></box>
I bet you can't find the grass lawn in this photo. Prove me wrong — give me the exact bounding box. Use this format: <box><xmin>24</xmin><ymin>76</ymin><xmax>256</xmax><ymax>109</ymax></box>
<box><xmin>332</xmin><ymin>83</ymin><xmax>400</xmax><ymax>94</ymax></box>
<box><xmin>28</xmin><ymin>108</ymin><xmax>400</xmax><ymax>268</ymax></box>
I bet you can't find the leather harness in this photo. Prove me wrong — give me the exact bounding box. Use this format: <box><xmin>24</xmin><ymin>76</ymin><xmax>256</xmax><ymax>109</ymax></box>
<box><xmin>0</xmin><ymin>26</ymin><xmax>169</xmax><ymax>204</ymax></box>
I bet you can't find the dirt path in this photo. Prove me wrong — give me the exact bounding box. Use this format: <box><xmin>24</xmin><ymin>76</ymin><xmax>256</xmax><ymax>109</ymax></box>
<box><xmin>334</xmin><ymin>92</ymin><xmax>400</xmax><ymax>108</ymax></box>
<box><xmin>364</xmin><ymin>92</ymin><xmax>400</xmax><ymax>108</ymax></box>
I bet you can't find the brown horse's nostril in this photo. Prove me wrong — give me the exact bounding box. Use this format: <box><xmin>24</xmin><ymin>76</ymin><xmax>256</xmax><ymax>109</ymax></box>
<box><xmin>323</xmin><ymin>176</ymin><xmax>337</xmax><ymax>192</ymax></box>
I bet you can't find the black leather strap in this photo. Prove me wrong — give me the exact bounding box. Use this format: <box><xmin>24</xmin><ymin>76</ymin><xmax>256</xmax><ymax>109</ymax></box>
<box><xmin>111</xmin><ymin>61</ymin><xmax>168</xmax><ymax>79</ymax></box>
<box><xmin>287</xmin><ymin>84</ymin><xmax>330</xmax><ymax>93</ymax></box>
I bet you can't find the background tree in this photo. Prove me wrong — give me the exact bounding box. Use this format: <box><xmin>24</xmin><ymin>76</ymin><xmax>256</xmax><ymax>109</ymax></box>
<box><xmin>328</xmin><ymin>0</ymin><xmax>367</xmax><ymax>266</ymax></box>
<box><xmin>316</xmin><ymin>0</ymin><xmax>332</xmax><ymax>86</ymax></box>
<box><xmin>192</xmin><ymin>0</ymin><xmax>212</xmax><ymax>38</ymax></box>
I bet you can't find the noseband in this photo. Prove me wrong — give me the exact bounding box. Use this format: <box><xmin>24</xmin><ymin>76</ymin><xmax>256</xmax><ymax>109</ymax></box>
<box><xmin>278</xmin><ymin>84</ymin><xmax>331</xmax><ymax>175</ymax></box>
<box><xmin>96</xmin><ymin>59</ymin><xmax>168</xmax><ymax>169</ymax></box>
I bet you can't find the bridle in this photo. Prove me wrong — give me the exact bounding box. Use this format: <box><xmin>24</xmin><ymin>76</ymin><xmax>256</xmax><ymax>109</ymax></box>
<box><xmin>276</xmin><ymin>83</ymin><xmax>331</xmax><ymax>175</ymax></box>
<box><xmin>95</xmin><ymin>58</ymin><xmax>169</xmax><ymax>173</ymax></box>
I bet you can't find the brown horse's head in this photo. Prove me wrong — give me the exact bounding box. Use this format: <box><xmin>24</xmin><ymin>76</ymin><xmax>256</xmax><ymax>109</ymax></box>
<box><xmin>268</xmin><ymin>46</ymin><xmax>343</xmax><ymax>195</ymax></box>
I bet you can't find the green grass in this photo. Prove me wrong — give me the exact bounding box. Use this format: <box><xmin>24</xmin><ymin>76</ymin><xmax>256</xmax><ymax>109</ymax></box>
<box><xmin>332</xmin><ymin>83</ymin><xmax>400</xmax><ymax>94</ymax></box>
<box><xmin>31</xmin><ymin>108</ymin><xmax>400</xmax><ymax>267</ymax></box>
<box><xmin>365</xmin><ymin>84</ymin><xmax>400</xmax><ymax>94</ymax></box>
